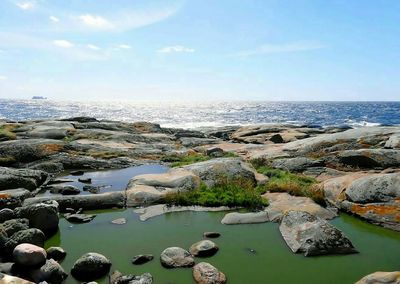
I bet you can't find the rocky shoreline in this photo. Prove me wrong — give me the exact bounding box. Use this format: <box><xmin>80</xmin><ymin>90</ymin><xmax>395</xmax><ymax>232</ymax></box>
<box><xmin>1</xmin><ymin>117</ymin><xmax>399</xmax><ymax>283</ymax></box>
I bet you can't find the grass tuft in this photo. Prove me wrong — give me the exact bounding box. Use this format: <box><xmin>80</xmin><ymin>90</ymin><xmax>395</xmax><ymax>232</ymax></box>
<box><xmin>0</xmin><ymin>124</ymin><xmax>17</xmax><ymax>141</ymax></box>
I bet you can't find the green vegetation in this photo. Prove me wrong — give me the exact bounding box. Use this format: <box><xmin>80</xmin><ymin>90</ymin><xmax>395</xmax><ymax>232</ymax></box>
<box><xmin>162</xmin><ymin>151</ymin><xmax>238</xmax><ymax>167</ymax></box>
<box><xmin>251</xmin><ymin>158</ymin><xmax>325</xmax><ymax>205</ymax></box>
<box><xmin>0</xmin><ymin>124</ymin><xmax>17</xmax><ymax>140</ymax></box>
<box><xmin>164</xmin><ymin>178</ymin><xmax>268</xmax><ymax>210</ymax></box>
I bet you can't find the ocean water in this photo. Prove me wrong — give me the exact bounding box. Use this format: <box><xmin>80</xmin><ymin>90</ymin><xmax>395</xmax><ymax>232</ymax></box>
<box><xmin>0</xmin><ymin>99</ymin><xmax>399</xmax><ymax>129</ymax></box>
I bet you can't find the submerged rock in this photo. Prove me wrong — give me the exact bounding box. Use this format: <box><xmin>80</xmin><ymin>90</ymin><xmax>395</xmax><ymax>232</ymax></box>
<box><xmin>47</xmin><ymin>185</ymin><xmax>80</xmax><ymax>195</ymax></box>
<box><xmin>189</xmin><ymin>240</ymin><xmax>219</xmax><ymax>257</ymax></box>
<box><xmin>110</xmin><ymin>270</ymin><xmax>153</xmax><ymax>284</ymax></box>
<box><xmin>203</xmin><ymin>232</ymin><xmax>221</xmax><ymax>238</ymax></box>
<box><xmin>192</xmin><ymin>262</ymin><xmax>227</xmax><ymax>284</ymax></box>
<box><xmin>355</xmin><ymin>271</ymin><xmax>400</xmax><ymax>284</ymax></box>
<box><xmin>221</xmin><ymin>211</ymin><xmax>269</xmax><ymax>225</ymax></box>
<box><xmin>64</xmin><ymin>213</ymin><xmax>96</xmax><ymax>223</ymax></box>
<box><xmin>71</xmin><ymin>252</ymin><xmax>111</xmax><ymax>281</ymax></box>
<box><xmin>160</xmin><ymin>247</ymin><xmax>195</xmax><ymax>268</ymax></box>
<box><xmin>279</xmin><ymin>211</ymin><xmax>357</xmax><ymax>256</ymax></box>
<box><xmin>131</xmin><ymin>254</ymin><xmax>154</xmax><ymax>265</ymax></box>
<box><xmin>13</xmin><ymin>243</ymin><xmax>47</xmax><ymax>267</ymax></box>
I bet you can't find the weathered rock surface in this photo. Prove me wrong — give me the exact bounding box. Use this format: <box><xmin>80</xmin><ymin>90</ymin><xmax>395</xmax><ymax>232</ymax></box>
<box><xmin>47</xmin><ymin>185</ymin><xmax>81</xmax><ymax>195</ymax></box>
<box><xmin>1</xmin><ymin>219</ymin><xmax>29</xmax><ymax>236</ymax></box>
<box><xmin>271</xmin><ymin>157</ymin><xmax>324</xmax><ymax>172</ymax></box>
<box><xmin>0</xmin><ymin>208</ymin><xmax>15</xmax><ymax>223</ymax></box>
<box><xmin>110</xmin><ymin>270</ymin><xmax>153</xmax><ymax>284</ymax></box>
<box><xmin>160</xmin><ymin>247</ymin><xmax>195</xmax><ymax>268</ymax></box>
<box><xmin>336</xmin><ymin>149</ymin><xmax>400</xmax><ymax>169</ymax></box>
<box><xmin>29</xmin><ymin>259</ymin><xmax>68</xmax><ymax>284</ymax></box>
<box><xmin>5</xmin><ymin>229</ymin><xmax>45</xmax><ymax>254</ymax></box>
<box><xmin>46</xmin><ymin>247</ymin><xmax>66</xmax><ymax>261</ymax></box>
<box><xmin>131</xmin><ymin>254</ymin><xmax>154</xmax><ymax>265</ymax></box>
<box><xmin>0</xmin><ymin>273</ymin><xmax>34</xmax><ymax>284</ymax></box>
<box><xmin>0</xmin><ymin>189</ymin><xmax>32</xmax><ymax>210</ymax></box>
<box><xmin>355</xmin><ymin>271</ymin><xmax>400</xmax><ymax>284</ymax></box>
<box><xmin>192</xmin><ymin>262</ymin><xmax>227</xmax><ymax>284</ymax></box>
<box><xmin>71</xmin><ymin>252</ymin><xmax>111</xmax><ymax>281</ymax></box>
<box><xmin>279</xmin><ymin>211</ymin><xmax>357</xmax><ymax>256</ymax></box>
<box><xmin>15</xmin><ymin>202</ymin><xmax>59</xmax><ymax>236</ymax></box>
<box><xmin>64</xmin><ymin>213</ymin><xmax>96</xmax><ymax>223</ymax></box>
<box><xmin>189</xmin><ymin>240</ymin><xmax>219</xmax><ymax>257</ymax></box>
<box><xmin>13</xmin><ymin>243</ymin><xmax>47</xmax><ymax>267</ymax></box>
<box><xmin>221</xmin><ymin>211</ymin><xmax>269</xmax><ymax>225</ymax></box>
<box><xmin>0</xmin><ymin>167</ymin><xmax>48</xmax><ymax>191</ymax></box>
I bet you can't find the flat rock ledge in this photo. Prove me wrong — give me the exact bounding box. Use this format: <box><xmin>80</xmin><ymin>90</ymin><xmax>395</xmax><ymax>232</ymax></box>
<box><xmin>134</xmin><ymin>205</ymin><xmax>232</xmax><ymax>221</ymax></box>
<box><xmin>279</xmin><ymin>211</ymin><xmax>358</xmax><ymax>256</ymax></box>
<box><xmin>355</xmin><ymin>271</ymin><xmax>400</xmax><ymax>284</ymax></box>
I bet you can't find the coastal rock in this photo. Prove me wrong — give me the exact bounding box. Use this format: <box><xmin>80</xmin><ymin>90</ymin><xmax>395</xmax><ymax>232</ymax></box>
<box><xmin>110</xmin><ymin>270</ymin><xmax>153</xmax><ymax>284</ymax></box>
<box><xmin>131</xmin><ymin>254</ymin><xmax>154</xmax><ymax>265</ymax></box>
<box><xmin>160</xmin><ymin>247</ymin><xmax>195</xmax><ymax>268</ymax></box>
<box><xmin>271</xmin><ymin>157</ymin><xmax>324</xmax><ymax>172</ymax></box>
<box><xmin>0</xmin><ymin>273</ymin><xmax>34</xmax><ymax>284</ymax></box>
<box><xmin>0</xmin><ymin>189</ymin><xmax>32</xmax><ymax>210</ymax></box>
<box><xmin>336</xmin><ymin>149</ymin><xmax>400</xmax><ymax>169</ymax></box>
<box><xmin>28</xmin><ymin>161</ymin><xmax>64</xmax><ymax>174</ymax></box>
<box><xmin>71</xmin><ymin>252</ymin><xmax>111</xmax><ymax>281</ymax></box>
<box><xmin>24</xmin><ymin>121</ymin><xmax>74</xmax><ymax>140</ymax></box>
<box><xmin>0</xmin><ymin>208</ymin><xmax>15</xmax><ymax>223</ymax></box>
<box><xmin>205</xmin><ymin>147</ymin><xmax>224</xmax><ymax>157</ymax></box>
<box><xmin>221</xmin><ymin>211</ymin><xmax>269</xmax><ymax>225</ymax></box>
<box><xmin>126</xmin><ymin>169</ymin><xmax>200</xmax><ymax>206</ymax></box>
<box><xmin>279</xmin><ymin>211</ymin><xmax>357</xmax><ymax>256</ymax></box>
<box><xmin>13</xmin><ymin>243</ymin><xmax>47</xmax><ymax>267</ymax></box>
<box><xmin>5</xmin><ymin>229</ymin><xmax>45</xmax><ymax>254</ymax></box>
<box><xmin>0</xmin><ymin>167</ymin><xmax>48</xmax><ymax>191</ymax></box>
<box><xmin>46</xmin><ymin>247</ymin><xmax>66</xmax><ymax>261</ymax></box>
<box><xmin>1</xmin><ymin>218</ymin><xmax>29</xmax><ymax>236</ymax></box>
<box><xmin>385</xmin><ymin>133</ymin><xmax>400</xmax><ymax>149</ymax></box>
<box><xmin>29</xmin><ymin>259</ymin><xmax>68</xmax><ymax>284</ymax></box>
<box><xmin>355</xmin><ymin>271</ymin><xmax>400</xmax><ymax>284</ymax></box>
<box><xmin>345</xmin><ymin>173</ymin><xmax>400</xmax><ymax>203</ymax></box>
<box><xmin>189</xmin><ymin>240</ymin><xmax>218</xmax><ymax>257</ymax></box>
<box><xmin>23</xmin><ymin>191</ymin><xmax>125</xmax><ymax>211</ymax></box>
<box><xmin>64</xmin><ymin>213</ymin><xmax>96</xmax><ymax>223</ymax></box>
<box><xmin>47</xmin><ymin>185</ymin><xmax>80</xmax><ymax>195</ymax></box>
<box><xmin>262</xmin><ymin>192</ymin><xmax>337</xmax><ymax>222</ymax></box>
<box><xmin>182</xmin><ymin>158</ymin><xmax>256</xmax><ymax>187</ymax></box>
<box><xmin>15</xmin><ymin>202</ymin><xmax>59</xmax><ymax>236</ymax></box>
<box><xmin>111</xmin><ymin>218</ymin><xmax>126</xmax><ymax>225</ymax></box>
<box><xmin>192</xmin><ymin>262</ymin><xmax>227</xmax><ymax>284</ymax></box>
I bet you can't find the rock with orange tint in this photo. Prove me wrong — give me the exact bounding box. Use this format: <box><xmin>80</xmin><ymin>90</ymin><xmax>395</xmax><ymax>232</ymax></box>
<box><xmin>355</xmin><ymin>271</ymin><xmax>400</xmax><ymax>284</ymax></box>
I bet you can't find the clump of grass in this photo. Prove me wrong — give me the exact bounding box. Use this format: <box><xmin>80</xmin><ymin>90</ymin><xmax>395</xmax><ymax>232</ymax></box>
<box><xmin>164</xmin><ymin>178</ymin><xmax>268</xmax><ymax>211</ymax></box>
<box><xmin>257</xmin><ymin>166</ymin><xmax>325</xmax><ymax>205</ymax></box>
<box><xmin>0</xmin><ymin>124</ymin><xmax>17</xmax><ymax>141</ymax></box>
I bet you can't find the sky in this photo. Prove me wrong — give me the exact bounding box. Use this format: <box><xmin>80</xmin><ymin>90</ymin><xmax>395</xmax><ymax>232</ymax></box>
<box><xmin>0</xmin><ymin>0</ymin><xmax>399</xmax><ymax>101</ymax></box>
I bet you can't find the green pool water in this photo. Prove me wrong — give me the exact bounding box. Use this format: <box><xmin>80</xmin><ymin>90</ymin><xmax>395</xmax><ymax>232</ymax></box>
<box><xmin>45</xmin><ymin>210</ymin><xmax>400</xmax><ymax>284</ymax></box>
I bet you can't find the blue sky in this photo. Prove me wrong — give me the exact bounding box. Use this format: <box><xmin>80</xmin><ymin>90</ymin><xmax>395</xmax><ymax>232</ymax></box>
<box><xmin>0</xmin><ymin>0</ymin><xmax>399</xmax><ymax>101</ymax></box>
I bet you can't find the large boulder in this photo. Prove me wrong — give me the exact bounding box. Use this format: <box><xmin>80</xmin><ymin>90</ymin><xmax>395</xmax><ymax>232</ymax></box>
<box><xmin>160</xmin><ymin>247</ymin><xmax>195</xmax><ymax>268</ymax></box>
<box><xmin>182</xmin><ymin>158</ymin><xmax>256</xmax><ymax>187</ymax></box>
<box><xmin>71</xmin><ymin>252</ymin><xmax>111</xmax><ymax>281</ymax></box>
<box><xmin>29</xmin><ymin>259</ymin><xmax>68</xmax><ymax>284</ymax></box>
<box><xmin>355</xmin><ymin>271</ymin><xmax>400</xmax><ymax>284</ymax></box>
<box><xmin>345</xmin><ymin>173</ymin><xmax>400</xmax><ymax>203</ymax></box>
<box><xmin>279</xmin><ymin>211</ymin><xmax>357</xmax><ymax>256</ymax></box>
<box><xmin>0</xmin><ymin>189</ymin><xmax>32</xmax><ymax>210</ymax></box>
<box><xmin>15</xmin><ymin>202</ymin><xmax>59</xmax><ymax>236</ymax></box>
<box><xmin>262</xmin><ymin>192</ymin><xmax>337</xmax><ymax>221</ymax></box>
<box><xmin>336</xmin><ymin>149</ymin><xmax>400</xmax><ymax>169</ymax></box>
<box><xmin>13</xmin><ymin>243</ymin><xmax>47</xmax><ymax>267</ymax></box>
<box><xmin>189</xmin><ymin>240</ymin><xmax>219</xmax><ymax>257</ymax></box>
<box><xmin>0</xmin><ymin>167</ymin><xmax>48</xmax><ymax>191</ymax></box>
<box><xmin>4</xmin><ymin>228</ymin><xmax>45</xmax><ymax>254</ymax></box>
<box><xmin>192</xmin><ymin>262</ymin><xmax>227</xmax><ymax>284</ymax></box>
<box><xmin>126</xmin><ymin>170</ymin><xmax>200</xmax><ymax>206</ymax></box>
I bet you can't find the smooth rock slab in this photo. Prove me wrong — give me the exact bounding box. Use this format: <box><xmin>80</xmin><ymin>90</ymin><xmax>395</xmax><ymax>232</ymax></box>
<box><xmin>355</xmin><ymin>271</ymin><xmax>400</xmax><ymax>284</ymax></box>
<box><xmin>221</xmin><ymin>211</ymin><xmax>269</xmax><ymax>225</ymax></box>
<box><xmin>13</xmin><ymin>243</ymin><xmax>47</xmax><ymax>267</ymax></box>
<box><xmin>193</xmin><ymin>262</ymin><xmax>227</xmax><ymax>284</ymax></box>
<box><xmin>71</xmin><ymin>252</ymin><xmax>111</xmax><ymax>281</ymax></box>
<box><xmin>279</xmin><ymin>211</ymin><xmax>357</xmax><ymax>256</ymax></box>
<box><xmin>189</xmin><ymin>240</ymin><xmax>219</xmax><ymax>257</ymax></box>
<box><xmin>160</xmin><ymin>247</ymin><xmax>195</xmax><ymax>268</ymax></box>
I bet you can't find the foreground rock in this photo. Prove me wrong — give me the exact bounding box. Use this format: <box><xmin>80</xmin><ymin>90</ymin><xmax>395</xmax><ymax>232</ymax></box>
<box><xmin>189</xmin><ymin>240</ymin><xmax>219</xmax><ymax>257</ymax></box>
<box><xmin>355</xmin><ymin>271</ymin><xmax>400</xmax><ymax>284</ymax></box>
<box><xmin>4</xmin><ymin>228</ymin><xmax>45</xmax><ymax>254</ymax></box>
<box><xmin>193</xmin><ymin>262</ymin><xmax>227</xmax><ymax>284</ymax></box>
<box><xmin>30</xmin><ymin>259</ymin><xmax>68</xmax><ymax>284</ymax></box>
<box><xmin>71</xmin><ymin>252</ymin><xmax>111</xmax><ymax>281</ymax></box>
<box><xmin>160</xmin><ymin>247</ymin><xmax>195</xmax><ymax>268</ymax></box>
<box><xmin>110</xmin><ymin>270</ymin><xmax>153</xmax><ymax>284</ymax></box>
<box><xmin>0</xmin><ymin>273</ymin><xmax>34</xmax><ymax>284</ymax></box>
<box><xmin>13</xmin><ymin>243</ymin><xmax>47</xmax><ymax>267</ymax></box>
<box><xmin>279</xmin><ymin>211</ymin><xmax>357</xmax><ymax>256</ymax></box>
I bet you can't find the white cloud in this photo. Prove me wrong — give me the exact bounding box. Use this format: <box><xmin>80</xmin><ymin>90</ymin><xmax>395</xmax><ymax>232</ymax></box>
<box><xmin>53</xmin><ymin>40</ymin><xmax>74</xmax><ymax>48</ymax></box>
<box><xmin>78</xmin><ymin>14</ymin><xmax>114</xmax><ymax>29</ymax></box>
<box><xmin>232</xmin><ymin>41</ymin><xmax>325</xmax><ymax>58</ymax></box>
<box><xmin>87</xmin><ymin>44</ymin><xmax>100</xmax><ymax>50</ymax></box>
<box><xmin>0</xmin><ymin>76</ymin><xmax>8</xmax><ymax>81</ymax></box>
<box><xmin>157</xmin><ymin>45</ymin><xmax>195</xmax><ymax>53</ymax></box>
<box><xmin>117</xmin><ymin>44</ymin><xmax>132</xmax><ymax>50</ymax></box>
<box><xmin>16</xmin><ymin>1</ymin><xmax>35</xmax><ymax>10</ymax></box>
<box><xmin>50</xmin><ymin>16</ymin><xmax>60</xmax><ymax>23</ymax></box>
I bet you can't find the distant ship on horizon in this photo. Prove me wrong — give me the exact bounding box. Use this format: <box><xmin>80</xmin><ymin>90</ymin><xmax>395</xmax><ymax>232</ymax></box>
<box><xmin>31</xmin><ymin>96</ymin><xmax>47</xmax><ymax>100</ymax></box>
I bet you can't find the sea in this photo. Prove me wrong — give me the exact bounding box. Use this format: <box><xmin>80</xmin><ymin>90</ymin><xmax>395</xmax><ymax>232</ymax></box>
<box><xmin>0</xmin><ymin>99</ymin><xmax>399</xmax><ymax>129</ymax></box>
